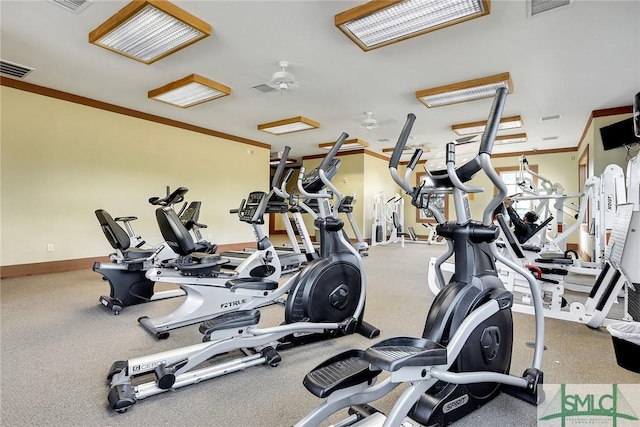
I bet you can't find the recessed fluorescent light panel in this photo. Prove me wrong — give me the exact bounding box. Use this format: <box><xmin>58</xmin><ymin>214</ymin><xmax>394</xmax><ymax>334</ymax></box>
<box><xmin>452</xmin><ymin>115</ymin><xmax>523</xmax><ymax>135</ymax></box>
<box><xmin>89</xmin><ymin>0</ymin><xmax>211</xmax><ymax>64</ymax></box>
<box><xmin>148</xmin><ymin>74</ymin><xmax>231</xmax><ymax>108</ymax></box>
<box><xmin>335</xmin><ymin>0</ymin><xmax>490</xmax><ymax>51</ymax></box>
<box><xmin>258</xmin><ymin>117</ymin><xmax>320</xmax><ymax>135</ymax></box>
<box><xmin>416</xmin><ymin>72</ymin><xmax>513</xmax><ymax>108</ymax></box>
<box><xmin>319</xmin><ymin>139</ymin><xmax>369</xmax><ymax>151</ymax></box>
<box><xmin>495</xmin><ymin>133</ymin><xmax>528</xmax><ymax>144</ymax></box>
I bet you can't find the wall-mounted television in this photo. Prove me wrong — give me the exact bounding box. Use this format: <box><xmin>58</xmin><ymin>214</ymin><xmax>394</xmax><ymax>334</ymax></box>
<box><xmin>599</xmin><ymin>117</ymin><xmax>640</xmax><ymax>151</ymax></box>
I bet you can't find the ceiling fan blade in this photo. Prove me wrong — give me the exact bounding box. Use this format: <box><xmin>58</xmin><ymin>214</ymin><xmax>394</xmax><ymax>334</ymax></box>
<box><xmin>454</xmin><ymin>135</ymin><xmax>480</xmax><ymax>145</ymax></box>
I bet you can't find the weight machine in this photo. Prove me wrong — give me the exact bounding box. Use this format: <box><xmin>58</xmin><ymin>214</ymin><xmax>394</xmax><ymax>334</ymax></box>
<box><xmin>371</xmin><ymin>192</ymin><xmax>404</xmax><ymax>247</ymax></box>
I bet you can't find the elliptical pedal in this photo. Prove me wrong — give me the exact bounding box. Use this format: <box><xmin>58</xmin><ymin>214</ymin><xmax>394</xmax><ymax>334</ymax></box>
<box><xmin>199</xmin><ymin>309</ymin><xmax>261</xmax><ymax>337</ymax></box>
<box><xmin>303</xmin><ymin>350</ymin><xmax>382</xmax><ymax>398</ymax></box>
<box><xmin>363</xmin><ymin>337</ymin><xmax>447</xmax><ymax>372</ymax></box>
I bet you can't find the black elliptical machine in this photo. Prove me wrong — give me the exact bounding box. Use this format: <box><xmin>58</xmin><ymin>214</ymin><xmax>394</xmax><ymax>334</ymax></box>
<box><xmin>295</xmin><ymin>87</ymin><xmax>545</xmax><ymax>427</ymax></box>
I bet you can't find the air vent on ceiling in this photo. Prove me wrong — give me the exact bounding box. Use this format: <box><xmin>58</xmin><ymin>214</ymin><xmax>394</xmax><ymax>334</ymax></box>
<box><xmin>528</xmin><ymin>0</ymin><xmax>573</xmax><ymax>17</ymax></box>
<box><xmin>0</xmin><ymin>60</ymin><xmax>35</xmax><ymax>79</ymax></box>
<box><xmin>542</xmin><ymin>136</ymin><xmax>559</xmax><ymax>141</ymax></box>
<box><xmin>377</xmin><ymin>138</ymin><xmax>391</xmax><ymax>143</ymax></box>
<box><xmin>252</xmin><ymin>84</ymin><xmax>278</xmax><ymax>94</ymax></box>
<box><xmin>540</xmin><ymin>114</ymin><xmax>561</xmax><ymax>122</ymax></box>
<box><xmin>49</xmin><ymin>0</ymin><xmax>92</xmax><ymax>13</ymax></box>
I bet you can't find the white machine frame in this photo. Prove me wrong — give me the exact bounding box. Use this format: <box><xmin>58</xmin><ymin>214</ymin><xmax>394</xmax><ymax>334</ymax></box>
<box><xmin>371</xmin><ymin>192</ymin><xmax>404</xmax><ymax>247</ymax></box>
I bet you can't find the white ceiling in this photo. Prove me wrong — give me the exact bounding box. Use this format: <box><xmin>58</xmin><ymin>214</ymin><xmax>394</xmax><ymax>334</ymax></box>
<box><xmin>1</xmin><ymin>0</ymin><xmax>639</xmax><ymax>166</ymax></box>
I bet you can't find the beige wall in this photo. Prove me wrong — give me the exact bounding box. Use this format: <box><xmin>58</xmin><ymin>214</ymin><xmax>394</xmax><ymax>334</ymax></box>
<box><xmin>1</xmin><ymin>86</ymin><xmax>269</xmax><ymax>266</ymax></box>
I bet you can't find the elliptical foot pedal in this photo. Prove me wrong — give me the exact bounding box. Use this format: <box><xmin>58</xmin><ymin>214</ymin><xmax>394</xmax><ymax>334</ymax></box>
<box><xmin>199</xmin><ymin>309</ymin><xmax>261</xmax><ymax>336</ymax></box>
<box><xmin>364</xmin><ymin>337</ymin><xmax>446</xmax><ymax>372</ymax></box>
<box><xmin>536</xmin><ymin>257</ymin><xmax>573</xmax><ymax>265</ymax></box>
<box><xmin>226</xmin><ymin>277</ymin><xmax>279</xmax><ymax>291</ymax></box>
<box><xmin>303</xmin><ymin>350</ymin><xmax>382</xmax><ymax>398</ymax></box>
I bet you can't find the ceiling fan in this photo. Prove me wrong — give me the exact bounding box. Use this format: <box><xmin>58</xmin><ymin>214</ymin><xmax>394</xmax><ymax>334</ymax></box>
<box><xmin>270</xmin><ymin>60</ymin><xmax>297</xmax><ymax>92</ymax></box>
<box><xmin>361</xmin><ymin>112</ymin><xmax>379</xmax><ymax>130</ymax></box>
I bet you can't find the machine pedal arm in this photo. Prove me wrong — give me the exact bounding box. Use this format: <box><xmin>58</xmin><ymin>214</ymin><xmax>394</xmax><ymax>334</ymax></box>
<box><xmin>155</xmin><ymin>359</ymin><xmax>188</xmax><ymax>390</ymax></box>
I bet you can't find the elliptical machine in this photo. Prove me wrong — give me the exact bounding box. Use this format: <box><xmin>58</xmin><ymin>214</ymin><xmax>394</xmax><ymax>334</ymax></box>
<box><xmin>295</xmin><ymin>87</ymin><xmax>545</xmax><ymax>427</ymax></box>
<box><xmin>106</xmin><ymin>133</ymin><xmax>379</xmax><ymax>413</ymax></box>
<box><xmin>136</xmin><ymin>153</ymin><xmax>301</xmax><ymax>339</ymax></box>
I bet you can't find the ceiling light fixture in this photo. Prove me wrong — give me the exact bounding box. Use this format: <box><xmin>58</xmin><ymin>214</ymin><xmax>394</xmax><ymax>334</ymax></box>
<box><xmin>335</xmin><ymin>0</ymin><xmax>490</xmax><ymax>51</ymax></box>
<box><xmin>495</xmin><ymin>133</ymin><xmax>528</xmax><ymax>144</ymax></box>
<box><xmin>148</xmin><ymin>74</ymin><xmax>231</xmax><ymax>108</ymax></box>
<box><xmin>382</xmin><ymin>145</ymin><xmax>430</xmax><ymax>153</ymax></box>
<box><xmin>89</xmin><ymin>0</ymin><xmax>211</xmax><ymax>64</ymax></box>
<box><xmin>319</xmin><ymin>139</ymin><xmax>370</xmax><ymax>151</ymax></box>
<box><xmin>416</xmin><ymin>72</ymin><xmax>513</xmax><ymax>108</ymax></box>
<box><xmin>451</xmin><ymin>115</ymin><xmax>523</xmax><ymax>135</ymax></box>
<box><xmin>258</xmin><ymin>116</ymin><xmax>320</xmax><ymax>135</ymax></box>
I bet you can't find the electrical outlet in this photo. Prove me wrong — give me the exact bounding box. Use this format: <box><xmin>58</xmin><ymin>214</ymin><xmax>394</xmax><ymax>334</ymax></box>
<box><xmin>47</xmin><ymin>243</ymin><xmax>54</xmax><ymax>252</ymax></box>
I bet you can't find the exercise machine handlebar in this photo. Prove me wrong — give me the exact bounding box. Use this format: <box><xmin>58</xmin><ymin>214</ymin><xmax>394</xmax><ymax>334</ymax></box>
<box><xmin>271</xmin><ymin>146</ymin><xmax>291</xmax><ymax>190</ymax></box>
<box><xmin>149</xmin><ymin>186</ymin><xmax>189</xmax><ymax>207</ymax></box>
<box><xmin>445</xmin><ymin>143</ymin><xmax>484</xmax><ymax>195</ymax></box>
<box><xmin>407</xmin><ymin>147</ymin><xmax>423</xmax><ymax>172</ymax></box>
<box><xmin>318</xmin><ymin>168</ymin><xmax>344</xmax><ymax>219</ymax></box>
<box><xmin>479</xmin><ymin>87</ymin><xmax>507</xmax><ymax>155</ymax></box>
<box><xmin>389</xmin><ymin>113</ymin><xmax>416</xmax><ymax>171</ymax></box>
<box><xmin>318</xmin><ymin>132</ymin><xmax>348</xmax><ymax>171</ymax></box>
<box><xmin>272</xmin><ymin>148</ymin><xmax>319</xmax><ymax>220</ymax></box>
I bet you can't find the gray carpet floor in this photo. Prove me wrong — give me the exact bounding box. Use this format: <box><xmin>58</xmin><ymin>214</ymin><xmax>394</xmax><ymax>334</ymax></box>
<box><xmin>1</xmin><ymin>242</ymin><xmax>638</xmax><ymax>426</ymax></box>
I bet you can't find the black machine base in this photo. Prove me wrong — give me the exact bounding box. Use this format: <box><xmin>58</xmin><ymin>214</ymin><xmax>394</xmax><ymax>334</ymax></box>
<box><xmin>99</xmin><ymin>295</ymin><xmax>124</xmax><ymax>315</ymax></box>
<box><xmin>107</xmin><ymin>383</ymin><xmax>136</xmax><ymax>413</ymax></box>
<box><xmin>93</xmin><ymin>263</ymin><xmax>155</xmax><ymax>312</ymax></box>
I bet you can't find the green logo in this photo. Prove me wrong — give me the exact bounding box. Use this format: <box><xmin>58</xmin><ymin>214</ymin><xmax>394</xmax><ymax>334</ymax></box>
<box><xmin>540</xmin><ymin>384</ymin><xmax>639</xmax><ymax>426</ymax></box>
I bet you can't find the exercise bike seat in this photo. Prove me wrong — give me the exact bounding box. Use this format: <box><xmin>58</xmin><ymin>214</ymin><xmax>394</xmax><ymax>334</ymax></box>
<box><xmin>303</xmin><ymin>350</ymin><xmax>382</xmax><ymax>398</ymax></box>
<box><xmin>174</xmin><ymin>253</ymin><xmax>229</xmax><ymax>277</ymax></box>
<box><xmin>114</xmin><ymin>216</ymin><xmax>138</xmax><ymax>223</ymax></box>
<box><xmin>95</xmin><ymin>209</ymin><xmax>156</xmax><ymax>261</ymax></box>
<box><xmin>363</xmin><ymin>337</ymin><xmax>447</xmax><ymax>372</ymax></box>
<box><xmin>225</xmin><ymin>277</ymin><xmax>279</xmax><ymax>291</ymax></box>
